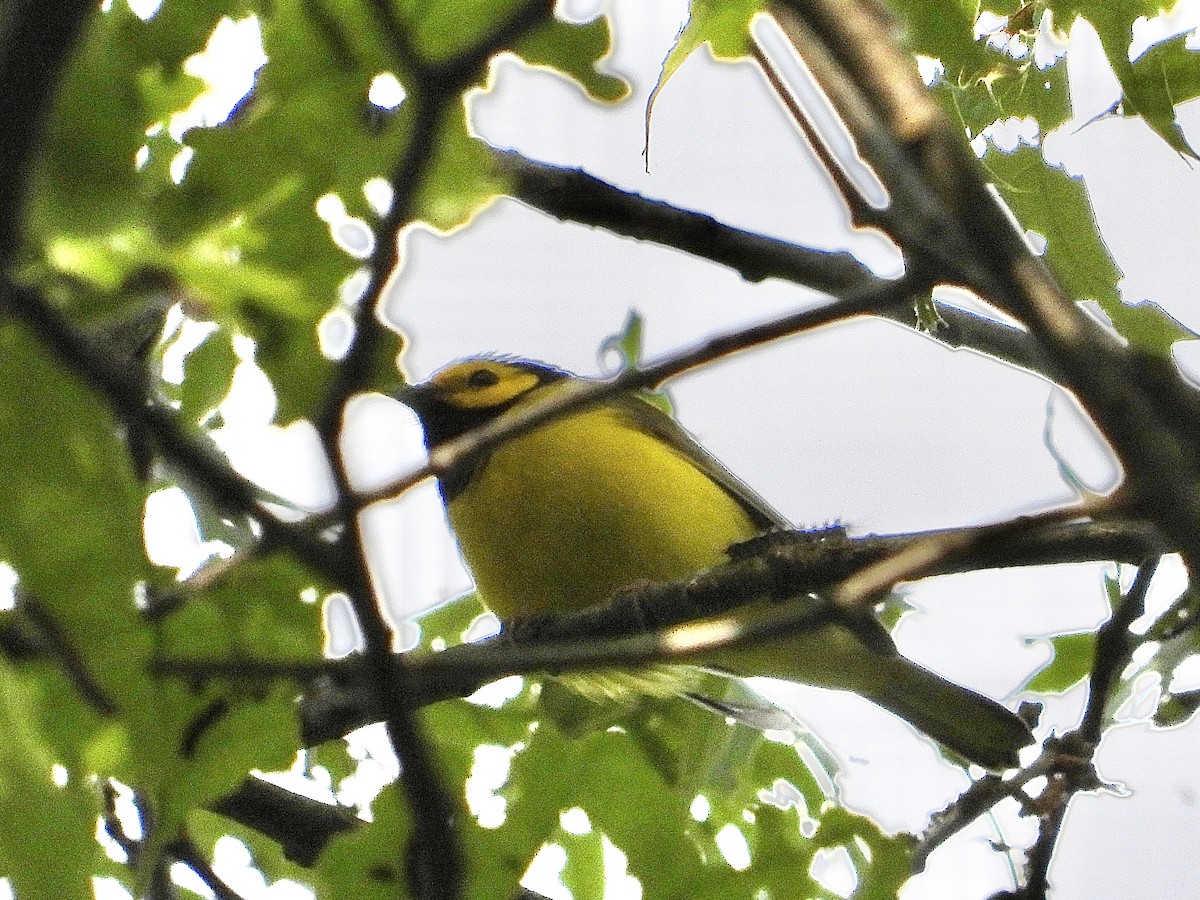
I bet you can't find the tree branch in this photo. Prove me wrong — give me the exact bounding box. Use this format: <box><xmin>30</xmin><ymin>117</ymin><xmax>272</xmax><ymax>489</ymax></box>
<box><xmin>0</xmin><ymin>0</ymin><xmax>95</xmax><ymax>264</ymax></box>
<box><xmin>766</xmin><ymin>0</ymin><xmax>1200</xmax><ymax>574</ymax></box>
<box><xmin>501</xmin><ymin>151</ymin><xmax>1053</xmax><ymax>377</ymax></box>
<box><xmin>913</xmin><ymin>559</ymin><xmax>1161</xmax><ymax>886</ymax></box>
<box><xmin>500</xmin><ymin>150</ymin><xmax>878</xmax><ymax>295</ymax></box>
<box><xmin>208</xmin><ymin>775</ymin><xmax>360</xmax><ymax>867</ymax></box>
<box><xmin>151</xmin><ymin>504</ymin><xmax>1159</xmax><ymax>746</ymax></box>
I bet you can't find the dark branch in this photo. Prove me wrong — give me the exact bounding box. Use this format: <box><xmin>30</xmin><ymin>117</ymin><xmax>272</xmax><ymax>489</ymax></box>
<box><xmin>151</xmin><ymin>507</ymin><xmax>1161</xmax><ymax>746</ymax></box>
<box><xmin>1080</xmin><ymin>559</ymin><xmax>1160</xmax><ymax>743</ymax></box>
<box><xmin>501</xmin><ymin>152</ymin><xmax>1053</xmax><ymax>377</ymax></box>
<box><xmin>19</xmin><ymin>593</ymin><xmax>118</xmax><ymax>715</ymax></box>
<box><xmin>0</xmin><ymin>0</ymin><xmax>95</xmax><ymax>264</ymax></box>
<box><xmin>501</xmin><ymin>150</ymin><xmax>881</xmax><ymax>296</ymax></box>
<box><xmin>209</xmin><ymin>775</ymin><xmax>360</xmax><ymax>867</ymax></box>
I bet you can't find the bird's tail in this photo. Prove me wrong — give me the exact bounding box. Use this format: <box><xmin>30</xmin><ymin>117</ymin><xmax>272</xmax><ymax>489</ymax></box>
<box><xmin>865</xmin><ymin>657</ymin><xmax>1033</xmax><ymax>770</ymax></box>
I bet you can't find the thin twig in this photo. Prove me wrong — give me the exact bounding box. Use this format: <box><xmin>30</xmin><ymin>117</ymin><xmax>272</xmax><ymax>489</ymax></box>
<box><xmin>913</xmin><ymin>559</ymin><xmax>1160</xmax><ymax>883</ymax></box>
<box><xmin>912</xmin><ymin>754</ymin><xmax>1057</xmax><ymax>873</ymax></box>
<box><xmin>502</xmin><ymin>152</ymin><xmax>1053</xmax><ymax>376</ymax></box>
<box><xmin>360</xmin><ymin>270</ymin><xmax>932</xmax><ymax>510</ymax></box>
<box><xmin>750</xmin><ymin>41</ymin><xmax>883</xmax><ymax>230</ymax></box>
<box><xmin>501</xmin><ymin>150</ymin><xmax>879</xmax><ymax>295</ymax></box>
<box><xmin>1080</xmin><ymin>557</ymin><xmax>1160</xmax><ymax>740</ymax></box>
<box><xmin>19</xmin><ymin>594</ymin><xmax>118</xmax><ymax>715</ymax></box>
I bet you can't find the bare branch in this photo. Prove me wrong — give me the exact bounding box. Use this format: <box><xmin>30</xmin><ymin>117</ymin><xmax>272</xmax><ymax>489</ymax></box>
<box><xmin>501</xmin><ymin>150</ymin><xmax>878</xmax><ymax>295</ymax></box>
<box><xmin>502</xmin><ymin>152</ymin><xmax>1053</xmax><ymax>376</ymax></box>
<box><xmin>209</xmin><ymin>776</ymin><xmax>360</xmax><ymax>867</ymax></box>
<box><xmin>361</xmin><ymin>270</ymin><xmax>933</xmax><ymax>510</ymax></box>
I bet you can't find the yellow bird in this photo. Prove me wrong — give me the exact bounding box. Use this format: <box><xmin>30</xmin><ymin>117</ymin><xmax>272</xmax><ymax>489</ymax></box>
<box><xmin>400</xmin><ymin>357</ymin><xmax>1032</xmax><ymax>768</ymax></box>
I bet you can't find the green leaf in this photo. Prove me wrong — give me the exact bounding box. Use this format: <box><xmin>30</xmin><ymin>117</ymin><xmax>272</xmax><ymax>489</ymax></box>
<box><xmin>316</xmin><ymin>665</ymin><xmax>894</xmax><ymax>896</ymax></box>
<box><xmin>161</xmin><ymin>551</ymin><xmax>326</xmax><ymax>662</ymax></box>
<box><xmin>984</xmin><ymin>146</ymin><xmax>1189</xmax><ymax>353</ymax></box>
<box><xmin>0</xmin><ymin>322</ymin><xmax>148</xmax><ymax>700</ymax></box>
<box><xmin>650</xmin><ymin>0</ymin><xmax>763</xmax><ymax>132</ymax></box>
<box><xmin>178</xmin><ymin>327</ymin><xmax>238</xmax><ymax>423</ymax></box>
<box><xmin>409</xmin><ymin>592</ymin><xmax>492</xmax><ymax>652</ymax></box>
<box><xmin>1155</xmin><ymin>687</ymin><xmax>1200</xmax><ymax>727</ymax></box>
<box><xmin>1050</xmin><ymin>0</ymin><xmax>1200</xmax><ymax>157</ymax></box>
<box><xmin>416</xmin><ymin>104</ymin><xmax>513</xmax><ymax>233</ymax></box>
<box><xmin>514</xmin><ymin>14</ymin><xmax>628</xmax><ymax>103</ymax></box>
<box><xmin>890</xmin><ymin>0</ymin><xmax>1072</xmax><ymax>137</ymax></box>
<box><xmin>558</xmin><ymin>827</ymin><xmax>606</xmax><ymax>900</ymax></box>
<box><xmin>982</xmin><ymin>145</ymin><xmax>1121</xmax><ymax>305</ymax></box>
<box><xmin>396</xmin><ymin>0</ymin><xmax>535</xmax><ymax>62</ymax></box>
<box><xmin>318</xmin><ymin>786</ymin><xmax>414</xmax><ymax>898</ymax></box>
<box><xmin>1025</xmin><ymin>632</ymin><xmax>1097</xmax><ymax>693</ymax></box>
<box><xmin>0</xmin><ymin>659</ymin><xmax>110</xmax><ymax>899</ymax></box>
<box><xmin>190</xmin><ymin>807</ymin><xmax>330</xmax><ymax>897</ymax></box>
<box><xmin>1104</xmin><ymin>301</ymin><xmax>1193</xmax><ymax>355</ymax></box>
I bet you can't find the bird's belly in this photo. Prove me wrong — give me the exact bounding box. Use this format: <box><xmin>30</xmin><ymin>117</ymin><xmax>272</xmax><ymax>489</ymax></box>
<box><xmin>446</xmin><ymin>408</ymin><xmax>761</xmax><ymax>622</ymax></box>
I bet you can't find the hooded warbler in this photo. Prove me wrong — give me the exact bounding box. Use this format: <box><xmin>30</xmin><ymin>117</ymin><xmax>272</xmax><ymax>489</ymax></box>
<box><xmin>400</xmin><ymin>357</ymin><xmax>1032</xmax><ymax>769</ymax></box>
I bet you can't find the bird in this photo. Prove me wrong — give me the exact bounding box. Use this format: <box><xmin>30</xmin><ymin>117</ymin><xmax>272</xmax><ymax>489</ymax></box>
<box><xmin>398</xmin><ymin>356</ymin><xmax>1033</xmax><ymax>769</ymax></box>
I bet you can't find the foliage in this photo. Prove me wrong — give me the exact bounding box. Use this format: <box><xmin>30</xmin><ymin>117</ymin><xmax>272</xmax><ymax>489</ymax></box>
<box><xmin>2</xmin><ymin>0</ymin><xmax>1200</xmax><ymax>898</ymax></box>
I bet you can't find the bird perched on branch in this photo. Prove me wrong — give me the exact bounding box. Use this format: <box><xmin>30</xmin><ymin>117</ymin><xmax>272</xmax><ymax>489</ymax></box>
<box><xmin>399</xmin><ymin>356</ymin><xmax>1032</xmax><ymax>768</ymax></box>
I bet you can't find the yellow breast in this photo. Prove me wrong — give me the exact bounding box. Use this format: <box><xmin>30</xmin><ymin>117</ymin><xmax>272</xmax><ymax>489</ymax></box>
<box><xmin>446</xmin><ymin>405</ymin><xmax>761</xmax><ymax>622</ymax></box>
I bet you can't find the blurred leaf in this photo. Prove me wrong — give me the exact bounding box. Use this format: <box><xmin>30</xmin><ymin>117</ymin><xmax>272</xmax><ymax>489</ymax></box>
<box><xmin>0</xmin><ymin>321</ymin><xmax>320</xmax><ymax>878</ymax></box>
<box><xmin>316</xmin><ymin>664</ymin><xmax>894</xmax><ymax>897</ymax></box>
<box><xmin>891</xmin><ymin>0</ymin><xmax>1072</xmax><ymax>138</ymax></box>
<box><xmin>396</xmin><ymin>0</ymin><xmax>531</xmax><ymax>61</ymax></box>
<box><xmin>416</xmin><ymin>104</ymin><xmax>512</xmax><ymax>233</ymax></box>
<box><xmin>514</xmin><ymin>13</ymin><xmax>627</xmax><ymax>103</ymax></box>
<box><xmin>161</xmin><ymin>551</ymin><xmax>326</xmax><ymax>662</ymax></box>
<box><xmin>0</xmin><ymin>322</ymin><xmax>148</xmax><ymax>702</ymax></box>
<box><xmin>314</xmin><ymin>786</ymin><xmax>413</xmax><ymax>898</ymax></box>
<box><xmin>178</xmin><ymin>327</ymin><xmax>238</xmax><ymax>423</ymax></box>
<box><xmin>1155</xmin><ymin>687</ymin><xmax>1200</xmax><ymax>727</ymax></box>
<box><xmin>0</xmin><ymin>659</ymin><xmax>111</xmax><ymax>899</ymax></box>
<box><xmin>558</xmin><ymin>828</ymin><xmax>606</xmax><ymax>900</ymax></box>
<box><xmin>1026</xmin><ymin>632</ymin><xmax>1097</xmax><ymax>693</ymax></box>
<box><xmin>409</xmin><ymin>592</ymin><xmax>492</xmax><ymax>651</ymax></box>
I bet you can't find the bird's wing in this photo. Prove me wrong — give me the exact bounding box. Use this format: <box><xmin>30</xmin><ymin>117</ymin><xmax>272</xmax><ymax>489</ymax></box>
<box><xmin>608</xmin><ymin>392</ymin><xmax>791</xmax><ymax>532</ymax></box>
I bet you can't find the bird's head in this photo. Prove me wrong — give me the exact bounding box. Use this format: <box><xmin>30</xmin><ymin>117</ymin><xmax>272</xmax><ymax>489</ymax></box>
<box><xmin>397</xmin><ymin>356</ymin><xmax>570</xmax><ymax>449</ymax></box>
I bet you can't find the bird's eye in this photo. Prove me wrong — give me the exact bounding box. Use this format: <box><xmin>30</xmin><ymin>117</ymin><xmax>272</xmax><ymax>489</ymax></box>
<box><xmin>467</xmin><ymin>368</ymin><xmax>500</xmax><ymax>388</ymax></box>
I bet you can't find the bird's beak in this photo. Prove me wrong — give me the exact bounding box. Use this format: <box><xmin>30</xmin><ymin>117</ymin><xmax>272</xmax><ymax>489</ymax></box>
<box><xmin>394</xmin><ymin>381</ymin><xmax>434</xmax><ymax>422</ymax></box>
